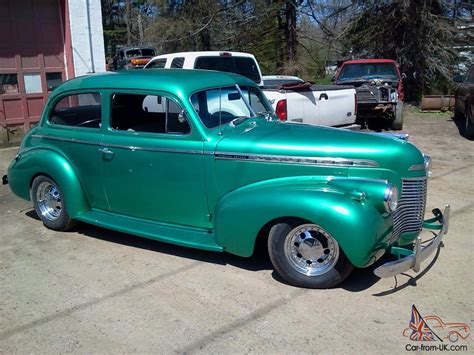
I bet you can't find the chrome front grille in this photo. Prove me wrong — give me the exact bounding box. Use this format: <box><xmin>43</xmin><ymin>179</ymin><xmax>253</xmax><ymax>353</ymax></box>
<box><xmin>392</xmin><ymin>178</ymin><xmax>428</xmax><ymax>242</ymax></box>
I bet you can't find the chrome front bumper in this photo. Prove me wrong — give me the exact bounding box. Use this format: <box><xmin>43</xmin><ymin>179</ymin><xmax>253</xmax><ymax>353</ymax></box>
<box><xmin>374</xmin><ymin>205</ymin><xmax>450</xmax><ymax>278</ymax></box>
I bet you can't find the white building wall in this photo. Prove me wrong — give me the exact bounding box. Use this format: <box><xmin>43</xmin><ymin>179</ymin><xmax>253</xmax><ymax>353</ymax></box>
<box><xmin>68</xmin><ymin>0</ymin><xmax>106</xmax><ymax>77</ymax></box>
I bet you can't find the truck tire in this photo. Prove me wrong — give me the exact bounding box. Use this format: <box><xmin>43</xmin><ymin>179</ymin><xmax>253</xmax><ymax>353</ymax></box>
<box><xmin>454</xmin><ymin>104</ymin><xmax>464</xmax><ymax>121</ymax></box>
<box><xmin>392</xmin><ymin>101</ymin><xmax>404</xmax><ymax>130</ymax></box>
<box><xmin>31</xmin><ymin>175</ymin><xmax>77</xmax><ymax>231</ymax></box>
<box><xmin>465</xmin><ymin>105</ymin><xmax>474</xmax><ymax>139</ymax></box>
<box><xmin>268</xmin><ymin>221</ymin><xmax>353</xmax><ymax>288</ymax></box>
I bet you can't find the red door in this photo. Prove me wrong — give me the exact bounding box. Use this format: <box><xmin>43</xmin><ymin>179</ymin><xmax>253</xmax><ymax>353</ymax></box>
<box><xmin>0</xmin><ymin>0</ymin><xmax>66</xmax><ymax>145</ymax></box>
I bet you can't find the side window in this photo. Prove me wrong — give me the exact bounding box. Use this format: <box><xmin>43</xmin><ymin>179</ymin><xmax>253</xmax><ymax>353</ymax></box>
<box><xmin>49</xmin><ymin>93</ymin><xmax>101</xmax><ymax>128</ymax></box>
<box><xmin>146</xmin><ymin>59</ymin><xmax>167</xmax><ymax>69</ymax></box>
<box><xmin>111</xmin><ymin>93</ymin><xmax>190</xmax><ymax>135</ymax></box>
<box><xmin>170</xmin><ymin>57</ymin><xmax>185</xmax><ymax>68</ymax></box>
<box><xmin>243</xmin><ymin>87</ymin><xmax>268</xmax><ymax>114</ymax></box>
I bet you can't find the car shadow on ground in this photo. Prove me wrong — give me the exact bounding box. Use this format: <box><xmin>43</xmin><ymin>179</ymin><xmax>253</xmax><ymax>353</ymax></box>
<box><xmin>25</xmin><ymin>210</ymin><xmax>438</xmax><ymax>294</ymax></box>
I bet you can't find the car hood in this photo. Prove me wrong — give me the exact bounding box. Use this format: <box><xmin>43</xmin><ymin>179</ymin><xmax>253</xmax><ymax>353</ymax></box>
<box><xmin>215</xmin><ymin>120</ymin><xmax>424</xmax><ymax>173</ymax></box>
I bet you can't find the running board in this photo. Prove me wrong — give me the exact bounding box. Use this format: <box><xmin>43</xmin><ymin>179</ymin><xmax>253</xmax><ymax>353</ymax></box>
<box><xmin>76</xmin><ymin>209</ymin><xmax>223</xmax><ymax>252</ymax></box>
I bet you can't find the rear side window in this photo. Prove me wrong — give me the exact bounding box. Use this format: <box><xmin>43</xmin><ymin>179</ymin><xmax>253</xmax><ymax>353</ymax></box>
<box><xmin>49</xmin><ymin>93</ymin><xmax>101</xmax><ymax>128</ymax></box>
<box><xmin>194</xmin><ymin>56</ymin><xmax>261</xmax><ymax>83</ymax></box>
<box><xmin>111</xmin><ymin>93</ymin><xmax>190</xmax><ymax>135</ymax></box>
<box><xmin>171</xmin><ymin>57</ymin><xmax>185</xmax><ymax>68</ymax></box>
<box><xmin>146</xmin><ymin>59</ymin><xmax>167</xmax><ymax>69</ymax></box>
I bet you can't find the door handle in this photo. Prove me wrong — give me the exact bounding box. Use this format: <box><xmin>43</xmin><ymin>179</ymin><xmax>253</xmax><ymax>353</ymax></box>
<box><xmin>99</xmin><ymin>147</ymin><xmax>114</xmax><ymax>159</ymax></box>
<box><xmin>319</xmin><ymin>93</ymin><xmax>329</xmax><ymax>100</ymax></box>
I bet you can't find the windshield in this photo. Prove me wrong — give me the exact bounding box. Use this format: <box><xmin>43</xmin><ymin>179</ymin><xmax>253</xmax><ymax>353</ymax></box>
<box><xmin>190</xmin><ymin>85</ymin><xmax>273</xmax><ymax>128</ymax></box>
<box><xmin>125</xmin><ymin>49</ymin><xmax>156</xmax><ymax>58</ymax></box>
<box><xmin>194</xmin><ymin>56</ymin><xmax>261</xmax><ymax>83</ymax></box>
<box><xmin>338</xmin><ymin>63</ymin><xmax>398</xmax><ymax>81</ymax></box>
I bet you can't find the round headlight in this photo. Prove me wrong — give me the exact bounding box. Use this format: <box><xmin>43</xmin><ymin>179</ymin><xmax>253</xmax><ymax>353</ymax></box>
<box><xmin>383</xmin><ymin>183</ymin><xmax>399</xmax><ymax>212</ymax></box>
<box><xmin>424</xmin><ymin>154</ymin><xmax>432</xmax><ymax>177</ymax></box>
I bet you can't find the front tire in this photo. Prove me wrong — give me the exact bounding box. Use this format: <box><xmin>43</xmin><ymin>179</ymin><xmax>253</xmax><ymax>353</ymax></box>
<box><xmin>268</xmin><ymin>222</ymin><xmax>353</xmax><ymax>288</ymax></box>
<box><xmin>453</xmin><ymin>103</ymin><xmax>463</xmax><ymax>121</ymax></box>
<box><xmin>391</xmin><ymin>101</ymin><xmax>404</xmax><ymax>130</ymax></box>
<box><xmin>31</xmin><ymin>175</ymin><xmax>76</xmax><ymax>231</ymax></box>
<box><xmin>465</xmin><ymin>105</ymin><xmax>474</xmax><ymax>139</ymax></box>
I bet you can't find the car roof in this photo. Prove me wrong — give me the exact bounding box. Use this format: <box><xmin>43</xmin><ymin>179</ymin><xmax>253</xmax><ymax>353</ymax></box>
<box><xmin>342</xmin><ymin>59</ymin><xmax>397</xmax><ymax>65</ymax></box>
<box><xmin>52</xmin><ymin>69</ymin><xmax>257</xmax><ymax>98</ymax></box>
<box><xmin>118</xmin><ymin>46</ymin><xmax>155</xmax><ymax>52</ymax></box>
<box><xmin>149</xmin><ymin>51</ymin><xmax>256</xmax><ymax>61</ymax></box>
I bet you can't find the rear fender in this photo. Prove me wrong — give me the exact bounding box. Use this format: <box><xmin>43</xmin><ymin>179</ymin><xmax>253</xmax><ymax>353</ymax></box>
<box><xmin>7</xmin><ymin>148</ymin><xmax>89</xmax><ymax>218</ymax></box>
<box><xmin>214</xmin><ymin>176</ymin><xmax>392</xmax><ymax>267</ymax></box>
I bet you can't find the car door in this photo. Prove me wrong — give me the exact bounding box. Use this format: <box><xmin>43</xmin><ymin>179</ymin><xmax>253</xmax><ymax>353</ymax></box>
<box><xmin>100</xmin><ymin>90</ymin><xmax>210</xmax><ymax>229</ymax></box>
<box><xmin>46</xmin><ymin>91</ymin><xmax>108</xmax><ymax>210</ymax></box>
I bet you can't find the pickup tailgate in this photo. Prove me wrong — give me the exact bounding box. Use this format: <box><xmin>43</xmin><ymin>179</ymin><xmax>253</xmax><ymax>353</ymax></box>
<box><xmin>284</xmin><ymin>85</ymin><xmax>356</xmax><ymax>127</ymax></box>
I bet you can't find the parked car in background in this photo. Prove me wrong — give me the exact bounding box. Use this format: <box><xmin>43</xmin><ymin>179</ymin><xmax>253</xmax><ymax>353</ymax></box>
<box><xmin>454</xmin><ymin>64</ymin><xmax>474</xmax><ymax>138</ymax></box>
<box><xmin>112</xmin><ymin>47</ymin><xmax>156</xmax><ymax>70</ymax></box>
<box><xmin>4</xmin><ymin>69</ymin><xmax>449</xmax><ymax>289</ymax></box>
<box><xmin>334</xmin><ymin>59</ymin><xmax>404</xmax><ymax>130</ymax></box>
<box><xmin>145</xmin><ymin>52</ymin><xmax>357</xmax><ymax>128</ymax></box>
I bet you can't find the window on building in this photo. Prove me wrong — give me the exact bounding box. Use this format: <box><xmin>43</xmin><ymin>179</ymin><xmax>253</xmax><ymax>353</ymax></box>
<box><xmin>24</xmin><ymin>73</ymin><xmax>42</xmax><ymax>94</ymax></box>
<box><xmin>111</xmin><ymin>93</ymin><xmax>190</xmax><ymax>134</ymax></box>
<box><xmin>49</xmin><ymin>93</ymin><xmax>101</xmax><ymax>128</ymax></box>
<box><xmin>46</xmin><ymin>72</ymin><xmax>63</xmax><ymax>92</ymax></box>
<box><xmin>0</xmin><ymin>74</ymin><xmax>19</xmax><ymax>94</ymax></box>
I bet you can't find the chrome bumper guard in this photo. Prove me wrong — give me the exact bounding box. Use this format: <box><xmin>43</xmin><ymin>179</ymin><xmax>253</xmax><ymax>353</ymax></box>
<box><xmin>374</xmin><ymin>205</ymin><xmax>450</xmax><ymax>278</ymax></box>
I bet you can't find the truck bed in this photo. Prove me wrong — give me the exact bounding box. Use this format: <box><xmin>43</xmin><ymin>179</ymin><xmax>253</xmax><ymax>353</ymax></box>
<box><xmin>263</xmin><ymin>85</ymin><xmax>357</xmax><ymax>127</ymax></box>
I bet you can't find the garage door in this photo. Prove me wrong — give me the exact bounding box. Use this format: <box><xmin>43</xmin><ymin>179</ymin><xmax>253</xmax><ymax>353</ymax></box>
<box><xmin>0</xmin><ymin>0</ymin><xmax>66</xmax><ymax>145</ymax></box>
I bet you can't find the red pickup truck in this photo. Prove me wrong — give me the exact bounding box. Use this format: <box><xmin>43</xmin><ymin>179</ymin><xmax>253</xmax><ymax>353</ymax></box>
<box><xmin>334</xmin><ymin>59</ymin><xmax>404</xmax><ymax>130</ymax></box>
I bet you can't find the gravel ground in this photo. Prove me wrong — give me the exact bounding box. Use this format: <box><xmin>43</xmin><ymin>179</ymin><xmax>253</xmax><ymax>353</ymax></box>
<box><xmin>0</xmin><ymin>109</ymin><xmax>473</xmax><ymax>354</ymax></box>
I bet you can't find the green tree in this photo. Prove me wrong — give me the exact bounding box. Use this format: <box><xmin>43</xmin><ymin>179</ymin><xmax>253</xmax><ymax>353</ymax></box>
<box><xmin>343</xmin><ymin>0</ymin><xmax>458</xmax><ymax>101</ymax></box>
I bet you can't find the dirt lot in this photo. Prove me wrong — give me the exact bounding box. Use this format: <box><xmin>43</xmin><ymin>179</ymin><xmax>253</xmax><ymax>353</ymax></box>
<box><xmin>0</xmin><ymin>109</ymin><xmax>473</xmax><ymax>353</ymax></box>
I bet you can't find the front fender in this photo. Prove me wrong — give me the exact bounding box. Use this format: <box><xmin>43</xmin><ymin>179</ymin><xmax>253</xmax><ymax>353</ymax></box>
<box><xmin>7</xmin><ymin>148</ymin><xmax>89</xmax><ymax>218</ymax></box>
<box><xmin>214</xmin><ymin>176</ymin><xmax>393</xmax><ymax>267</ymax></box>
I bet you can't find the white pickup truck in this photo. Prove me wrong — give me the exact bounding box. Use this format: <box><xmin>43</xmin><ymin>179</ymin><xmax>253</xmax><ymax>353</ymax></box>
<box><xmin>144</xmin><ymin>51</ymin><xmax>357</xmax><ymax>128</ymax></box>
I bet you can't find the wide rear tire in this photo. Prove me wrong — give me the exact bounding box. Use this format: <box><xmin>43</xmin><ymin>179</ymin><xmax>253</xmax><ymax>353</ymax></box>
<box><xmin>268</xmin><ymin>221</ymin><xmax>353</xmax><ymax>288</ymax></box>
<box><xmin>31</xmin><ymin>175</ymin><xmax>77</xmax><ymax>231</ymax></box>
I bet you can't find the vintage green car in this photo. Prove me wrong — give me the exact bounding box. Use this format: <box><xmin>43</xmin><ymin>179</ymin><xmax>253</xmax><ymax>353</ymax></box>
<box><xmin>3</xmin><ymin>70</ymin><xmax>449</xmax><ymax>288</ymax></box>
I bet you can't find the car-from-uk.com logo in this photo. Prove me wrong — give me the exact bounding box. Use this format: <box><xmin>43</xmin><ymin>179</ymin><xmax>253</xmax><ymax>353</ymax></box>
<box><xmin>404</xmin><ymin>305</ymin><xmax>470</xmax><ymax>352</ymax></box>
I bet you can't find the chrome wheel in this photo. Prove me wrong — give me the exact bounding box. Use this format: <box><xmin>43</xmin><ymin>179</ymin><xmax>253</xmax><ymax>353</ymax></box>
<box><xmin>36</xmin><ymin>181</ymin><xmax>62</xmax><ymax>221</ymax></box>
<box><xmin>284</xmin><ymin>224</ymin><xmax>339</xmax><ymax>276</ymax></box>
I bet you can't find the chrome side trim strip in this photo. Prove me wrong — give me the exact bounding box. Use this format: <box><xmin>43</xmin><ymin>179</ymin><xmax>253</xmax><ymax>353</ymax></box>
<box><xmin>214</xmin><ymin>152</ymin><xmax>379</xmax><ymax>168</ymax></box>
<box><xmin>32</xmin><ymin>134</ymin><xmax>99</xmax><ymax>147</ymax></box>
<box><xmin>32</xmin><ymin>134</ymin><xmax>380</xmax><ymax>167</ymax></box>
<box><xmin>31</xmin><ymin>135</ymin><xmax>203</xmax><ymax>155</ymax></box>
<box><xmin>409</xmin><ymin>163</ymin><xmax>425</xmax><ymax>171</ymax></box>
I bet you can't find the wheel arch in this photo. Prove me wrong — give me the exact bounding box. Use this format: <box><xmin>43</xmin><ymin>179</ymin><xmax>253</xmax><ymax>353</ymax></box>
<box><xmin>8</xmin><ymin>148</ymin><xmax>90</xmax><ymax>218</ymax></box>
<box><xmin>214</xmin><ymin>184</ymin><xmax>392</xmax><ymax>267</ymax></box>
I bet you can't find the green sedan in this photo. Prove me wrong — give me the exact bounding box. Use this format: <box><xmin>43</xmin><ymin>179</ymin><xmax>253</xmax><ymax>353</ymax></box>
<box><xmin>3</xmin><ymin>69</ymin><xmax>449</xmax><ymax>288</ymax></box>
